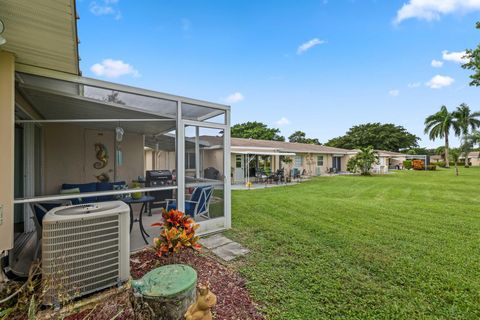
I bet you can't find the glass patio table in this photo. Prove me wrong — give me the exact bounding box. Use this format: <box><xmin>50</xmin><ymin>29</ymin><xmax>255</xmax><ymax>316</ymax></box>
<box><xmin>123</xmin><ymin>195</ymin><xmax>155</xmax><ymax>245</ymax></box>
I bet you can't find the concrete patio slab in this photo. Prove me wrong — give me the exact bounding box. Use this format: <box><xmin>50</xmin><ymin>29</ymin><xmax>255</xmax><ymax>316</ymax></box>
<box><xmin>199</xmin><ymin>234</ymin><xmax>233</xmax><ymax>249</ymax></box>
<box><xmin>211</xmin><ymin>241</ymin><xmax>250</xmax><ymax>261</ymax></box>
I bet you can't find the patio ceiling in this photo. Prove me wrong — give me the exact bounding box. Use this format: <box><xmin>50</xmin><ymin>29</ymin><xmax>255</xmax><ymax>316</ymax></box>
<box><xmin>0</xmin><ymin>0</ymin><xmax>79</xmax><ymax>74</ymax></box>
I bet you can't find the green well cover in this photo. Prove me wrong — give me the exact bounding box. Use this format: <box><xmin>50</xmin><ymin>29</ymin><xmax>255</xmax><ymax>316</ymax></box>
<box><xmin>133</xmin><ymin>264</ymin><xmax>197</xmax><ymax>298</ymax></box>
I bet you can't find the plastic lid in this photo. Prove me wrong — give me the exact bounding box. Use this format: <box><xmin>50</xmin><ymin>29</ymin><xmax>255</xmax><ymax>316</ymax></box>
<box><xmin>137</xmin><ymin>264</ymin><xmax>197</xmax><ymax>298</ymax></box>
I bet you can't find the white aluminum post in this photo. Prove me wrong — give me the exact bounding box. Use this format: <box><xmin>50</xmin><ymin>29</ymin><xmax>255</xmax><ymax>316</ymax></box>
<box><xmin>176</xmin><ymin>101</ymin><xmax>186</xmax><ymax>212</ymax></box>
<box><xmin>195</xmin><ymin>127</ymin><xmax>200</xmax><ymax>179</ymax></box>
<box><xmin>224</xmin><ymin>109</ymin><xmax>232</xmax><ymax>229</ymax></box>
<box><xmin>23</xmin><ymin>123</ymin><xmax>35</xmax><ymax>232</ymax></box>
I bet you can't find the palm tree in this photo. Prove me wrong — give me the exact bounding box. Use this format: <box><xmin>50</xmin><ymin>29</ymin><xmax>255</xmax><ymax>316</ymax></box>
<box><xmin>452</xmin><ymin>103</ymin><xmax>480</xmax><ymax>167</ymax></box>
<box><xmin>347</xmin><ymin>146</ymin><xmax>379</xmax><ymax>175</ymax></box>
<box><xmin>424</xmin><ymin>106</ymin><xmax>456</xmax><ymax>168</ymax></box>
<box><xmin>450</xmin><ymin>149</ymin><xmax>460</xmax><ymax>176</ymax></box>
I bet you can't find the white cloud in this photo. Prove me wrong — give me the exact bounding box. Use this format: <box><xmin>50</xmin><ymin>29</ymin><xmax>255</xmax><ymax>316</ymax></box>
<box><xmin>394</xmin><ymin>0</ymin><xmax>480</xmax><ymax>24</ymax></box>
<box><xmin>225</xmin><ymin>92</ymin><xmax>244</xmax><ymax>104</ymax></box>
<box><xmin>90</xmin><ymin>0</ymin><xmax>121</xmax><ymax>19</ymax></box>
<box><xmin>426</xmin><ymin>75</ymin><xmax>454</xmax><ymax>89</ymax></box>
<box><xmin>442</xmin><ymin>50</ymin><xmax>469</xmax><ymax>63</ymax></box>
<box><xmin>389</xmin><ymin>89</ymin><xmax>400</xmax><ymax>97</ymax></box>
<box><xmin>276</xmin><ymin>117</ymin><xmax>291</xmax><ymax>126</ymax></box>
<box><xmin>90</xmin><ymin>59</ymin><xmax>140</xmax><ymax>78</ymax></box>
<box><xmin>297</xmin><ymin>38</ymin><xmax>326</xmax><ymax>54</ymax></box>
<box><xmin>431</xmin><ymin>59</ymin><xmax>444</xmax><ymax>68</ymax></box>
<box><xmin>408</xmin><ymin>82</ymin><xmax>421</xmax><ymax>88</ymax></box>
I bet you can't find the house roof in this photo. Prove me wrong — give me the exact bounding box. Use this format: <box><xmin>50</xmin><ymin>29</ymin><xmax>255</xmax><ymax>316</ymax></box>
<box><xmin>216</xmin><ymin>137</ymin><xmax>350</xmax><ymax>155</ymax></box>
<box><xmin>375</xmin><ymin>150</ymin><xmax>407</xmax><ymax>157</ymax></box>
<box><xmin>460</xmin><ymin>151</ymin><xmax>480</xmax><ymax>159</ymax></box>
<box><xmin>349</xmin><ymin>149</ymin><xmax>406</xmax><ymax>157</ymax></box>
<box><xmin>0</xmin><ymin>0</ymin><xmax>80</xmax><ymax>75</ymax></box>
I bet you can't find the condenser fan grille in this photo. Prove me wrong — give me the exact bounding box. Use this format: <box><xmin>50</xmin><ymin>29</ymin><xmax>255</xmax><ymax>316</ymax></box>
<box><xmin>42</xmin><ymin>212</ymin><xmax>124</xmax><ymax>305</ymax></box>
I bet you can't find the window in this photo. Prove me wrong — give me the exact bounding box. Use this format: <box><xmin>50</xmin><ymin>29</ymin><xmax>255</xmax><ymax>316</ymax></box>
<box><xmin>317</xmin><ymin>155</ymin><xmax>324</xmax><ymax>166</ymax></box>
<box><xmin>294</xmin><ymin>155</ymin><xmax>303</xmax><ymax>168</ymax></box>
<box><xmin>186</xmin><ymin>152</ymin><xmax>196</xmax><ymax>169</ymax></box>
<box><xmin>236</xmin><ymin>155</ymin><xmax>243</xmax><ymax>168</ymax></box>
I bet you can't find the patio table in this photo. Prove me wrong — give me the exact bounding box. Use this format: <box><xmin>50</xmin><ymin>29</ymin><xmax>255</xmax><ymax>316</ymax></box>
<box><xmin>123</xmin><ymin>195</ymin><xmax>155</xmax><ymax>245</ymax></box>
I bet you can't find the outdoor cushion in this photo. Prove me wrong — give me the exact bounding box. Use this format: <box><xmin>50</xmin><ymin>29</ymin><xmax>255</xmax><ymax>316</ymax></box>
<box><xmin>166</xmin><ymin>201</ymin><xmax>196</xmax><ymax>217</ymax></box>
<box><xmin>62</xmin><ymin>182</ymin><xmax>97</xmax><ymax>203</ymax></box>
<box><xmin>60</xmin><ymin>187</ymin><xmax>82</xmax><ymax>205</ymax></box>
<box><xmin>113</xmin><ymin>183</ymin><xmax>129</xmax><ymax>200</ymax></box>
<box><xmin>190</xmin><ymin>186</ymin><xmax>204</xmax><ymax>202</ymax></box>
<box><xmin>97</xmin><ymin>181</ymin><xmax>126</xmax><ymax>202</ymax></box>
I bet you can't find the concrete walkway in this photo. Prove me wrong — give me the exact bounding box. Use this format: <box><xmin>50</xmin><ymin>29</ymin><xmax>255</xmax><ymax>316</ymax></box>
<box><xmin>199</xmin><ymin>234</ymin><xmax>249</xmax><ymax>261</ymax></box>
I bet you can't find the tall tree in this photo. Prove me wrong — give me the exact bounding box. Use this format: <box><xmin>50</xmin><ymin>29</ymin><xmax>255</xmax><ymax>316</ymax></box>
<box><xmin>462</xmin><ymin>22</ymin><xmax>480</xmax><ymax>86</ymax></box>
<box><xmin>424</xmin><ymin>105</ymin><xmax>457</xmax><ymax>168</ymax></box>
<box><xmin>288</xmin><ymin>131</ymin><xmax>321</xmax><ymax>145</ymax></box>
<box><xmin>452</xmin><ymin>103</ymin><xmax>480</xmax><ymax>167</ymax></box>
<box><xmin>325</xmin><ymin>123</ymin><xmax>419</xmax><ymax>151</ymax></box>
<box><xmin>231</xmin><ymin>122</ymin><xmax>285</xmax><ymax>141</ymax></box>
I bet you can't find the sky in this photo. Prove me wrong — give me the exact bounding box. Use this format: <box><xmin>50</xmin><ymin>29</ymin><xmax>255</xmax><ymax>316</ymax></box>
<box><xmin>77</xmin><ymin>0</ymin><xmax>480</xmax><ymax>148</ymax></box>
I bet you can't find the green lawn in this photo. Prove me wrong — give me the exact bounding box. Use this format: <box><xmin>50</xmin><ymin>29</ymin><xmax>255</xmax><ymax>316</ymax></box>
<box><xmin>226</xmin><ymin>168</ymin><xmax>480</xmax><ymax>319</ymax></box>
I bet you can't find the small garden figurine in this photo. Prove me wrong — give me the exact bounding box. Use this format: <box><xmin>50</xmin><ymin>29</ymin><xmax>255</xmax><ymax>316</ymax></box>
<box><xmin>152</xmin><ymin>209</ymin><xmax>201</xmax><ymax>256</ymax></box>
<box><xmin>185</xmin><ymin>283</ymin><xmax>217</xmax><ymax>320</ymax></box>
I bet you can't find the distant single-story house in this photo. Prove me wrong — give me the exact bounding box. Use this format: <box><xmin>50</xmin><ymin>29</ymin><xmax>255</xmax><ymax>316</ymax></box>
<box><xmin>460</xmin><ymin>151</ymin><xmax>480</xmax><ymax>166</ymax></box>
<box><xmin>146</xmin><ymin>137</ymin><xmax>408</xmax><ymax>184</ymax></box>
<box><xmin>430</xmin><ymin>155</ymin><xmax>444</xmax><ymax>163</ymax></box>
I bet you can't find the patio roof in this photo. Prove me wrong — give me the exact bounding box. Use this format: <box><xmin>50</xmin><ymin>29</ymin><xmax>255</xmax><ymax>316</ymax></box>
<box><xmin>15</xmin><ymin>69</ymin><xmax>228</xmax><ymax>139</ymax></box>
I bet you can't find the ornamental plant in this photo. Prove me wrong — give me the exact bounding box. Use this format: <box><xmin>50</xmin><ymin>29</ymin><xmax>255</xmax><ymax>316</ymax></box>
<box><xmin>412</xmin><ymin>160</ymin><xmax>424</xmax><ymax>170</ymax></box>
<box><xmin>151</xmin><ymin>209</ymin><xmax>201</xmax><ymax>256</ymax></box>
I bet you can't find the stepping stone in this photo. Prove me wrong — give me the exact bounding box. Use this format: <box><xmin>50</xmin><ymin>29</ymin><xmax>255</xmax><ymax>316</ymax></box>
<box><xmin>200</xmin><ymin>234</ymin><xmax>233</xmax><ymax>249</ymax></box>
<box><xmin>212</xmin><ymin>242</ymin><xmax>250</xmax><ymax>261</ymax></box>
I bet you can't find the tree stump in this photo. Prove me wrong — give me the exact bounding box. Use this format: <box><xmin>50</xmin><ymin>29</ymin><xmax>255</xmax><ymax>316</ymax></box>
<box><xmin>132</xmin><ymin>264</ymin><xmax>197</xmax><ymax>320</ymax></box>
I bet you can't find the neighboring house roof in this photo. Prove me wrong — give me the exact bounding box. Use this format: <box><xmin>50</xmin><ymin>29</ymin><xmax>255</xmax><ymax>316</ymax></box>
<box><xmin>199</xmin><ymin>136</ymin><xmax>351</xmax><ymax>154</ymax></box>
<box><xmin>349</xmin><ymin>149</ymin><xmax>406</xmax><ymax>158</ymax></box>
<box><xmin>375</xmin><ymin>150</ymin><xmax>406</xmax><ymax>157</ymax></box>
<box><xmin>460</xmin><ymin>151</ymin><xmax>480</xmax><ymax>159</ymax></box>
<box><xmin>0</xmin><ymin>0</ymin><xmax>80</xmax><ymax>75</ymax></box>
<box><xmin>430</xmin><ymin>155</ymin><xmax>443</xmax><ymax>161</ymax></box>
<box><xmin>468</xmin><ymin>151</ymin><xmax>480</xmax><ymax>159</ymax></box>
<box><xmin>230</xmin><ymin>138</ymin><xmax>352</xmax><ymax>155</ymax></box>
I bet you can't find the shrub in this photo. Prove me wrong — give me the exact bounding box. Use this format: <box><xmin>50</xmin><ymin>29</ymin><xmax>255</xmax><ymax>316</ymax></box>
<box><xmin>427</xmin><ymin>164</ymin><xmax>437</xmax><ymax>171</ymax></box>
<box><xmin>152</xmin><ymin>209</ymin><xmax>201</xmax><ymax>256</ymax></box>
<box><xmin>412</xmin><ymin>160</ymin><xmax>424</xmax><ymax>170</ymax></box>
<box><xmin>403</xmin><ymin>160</ymin><xmax>412</xmax><ymax>169</ymax></box>
<box><xmin>435</xmin><ymin>161</ymin><xmax>446</xmax><ymax>168</ymax></box>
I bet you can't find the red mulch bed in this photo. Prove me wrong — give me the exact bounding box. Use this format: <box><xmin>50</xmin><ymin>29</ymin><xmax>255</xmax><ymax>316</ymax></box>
<box><xmin>130</xmin><ymin>249</ymin><xmax>264</xmax><ymax>320</ymax></box>
<box><xmin>5</xmin><ymin>248</ymin><xmax>263</xmax><ymax>319</ymax></box>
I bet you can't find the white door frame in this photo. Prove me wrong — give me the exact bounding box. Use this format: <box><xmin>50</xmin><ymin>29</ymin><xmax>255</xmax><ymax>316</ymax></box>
<box><xmin>181</xmin><ymin>116</ymin><xmax>231</xmax><ymax>230</ymax></box>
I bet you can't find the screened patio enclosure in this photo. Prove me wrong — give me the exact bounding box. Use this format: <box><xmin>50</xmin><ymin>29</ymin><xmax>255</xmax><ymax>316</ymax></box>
<box><xmin>13</xmin><ymin>67</ymin><xmax>231</xmax><ymax>239</ymax></box>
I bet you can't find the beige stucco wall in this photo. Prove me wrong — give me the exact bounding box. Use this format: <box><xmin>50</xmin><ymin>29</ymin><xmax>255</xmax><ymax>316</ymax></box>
<box><xmin>44</xmin><ymin>124</ymin><xmax>144</xmax><ymax>195</ymax></box>
<box><xmin>203</xmin><ymin>149</ymin><xmax>224</xmax><ymax>176</ymax></box>
<box><xmin>292</xmin><ymin>153</ymin><xmax>349</xmax><ymax>175</ymax></box>
<box><xmin>0</xmin><ymin>51</ymin><xmax>15</xmax><ymax>251</ymax></box>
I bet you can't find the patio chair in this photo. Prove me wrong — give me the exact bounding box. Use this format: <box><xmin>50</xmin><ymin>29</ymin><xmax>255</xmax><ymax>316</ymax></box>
<box><xmin>166</xmin><ymin>185</ymin><xmax>214</xmax><ymax>219</ymax></box>
<box><xmin>273</xmin><ymin>169</ymin><xmax>285</xmax><ymax>184</ymax></box>
<box><xmin>291</xmin><ymin>168</ymin><xmax>301</xmax><ymax>180</ymax></box>
<box><xmin>29</xmin><ymin>201</ymin><xmax>70</xmax><ymax>259</ymax></box>
<box><xmin>255</xmin><ymin>169</ymin><xmax>268</xmax><ymax>183</ymax></box>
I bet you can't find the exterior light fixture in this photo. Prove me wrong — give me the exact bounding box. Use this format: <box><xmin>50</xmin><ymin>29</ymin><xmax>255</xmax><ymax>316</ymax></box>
<box><xmin>115</xmin><ymin>127</ymin><xmax>124</xmax><ymax>142</ymax></box>
<box><xmin>0</xmin><ymin>20</ymin><xmax>6</xmax><ymax>46</ymax></box>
